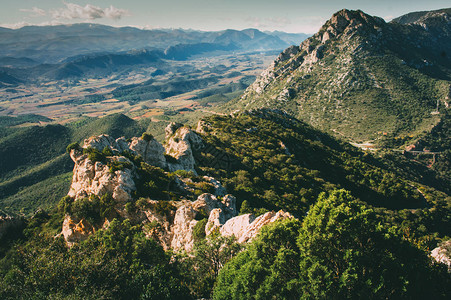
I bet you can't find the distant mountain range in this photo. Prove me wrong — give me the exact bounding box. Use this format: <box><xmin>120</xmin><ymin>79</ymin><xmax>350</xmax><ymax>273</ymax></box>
<box><xmin>0</xmin><ymin>24</ymin><xmax>309</xmax><ymax>64</ymax></box>
<box><xmin>0</xmin><ymin>24</ymin><xmax>308</xmax><ymax>84</ymax></box>
<box><xmin>230</xmin><ymin>8</ymin><xmax>451</xmax><ymax>146</ymax></box>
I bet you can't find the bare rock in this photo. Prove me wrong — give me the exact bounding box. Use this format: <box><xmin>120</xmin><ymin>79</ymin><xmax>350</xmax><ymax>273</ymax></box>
<box><xmin>83</xmin><ymin>134</ymin><xmax>116</xmax><ymax>151</ymax></box>
<box><xmin>165</xmin><ymin>125</ymin><xmax>204</xmax><ymax>173</ymax></box>
<box><xmin>203</xmin><ymin>176</ymin><xmax>227</xmax><ymax>196</ymax></box>
<box><xmin>220</xmin><ymin>210</ymin><xmax>293</xmax><ymax>243</ymax></box>
<box><xmin>62</xmin><ymin>215</ymin><xmax>93</xmax><ymax>247</ymax></box>
<box><xmin>129</xmin><ymin>137</ymin><xmax>166</xmax><ymax>168</ymax></box>
<box><xmin>164</xmin><ymin>193</ymin><xmax>237</xmax><ymax>252</ymax></box>
<box><xmin>431</xmin><ymin>240</ymin><xmax>451</xmax><ymax>270</ymax></box>
<box><xmin>219</xmin><ymin>213</ymin><xmax>256</xmax><ymax>238</ymax></box>
<box><xmin>68</xmin><ymin>153</ymin><xmax>135</xmax><ymax>203</ymax></box>
<box><xmin>170</xmin><ymin>202</ymin><xmax>198</xmax><ymax>251</ymax></box>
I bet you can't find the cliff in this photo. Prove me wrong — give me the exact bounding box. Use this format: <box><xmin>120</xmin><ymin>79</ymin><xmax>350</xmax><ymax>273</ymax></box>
<box><xmin>62</xmin><ymin>123</ymin><xmax>293</xmax><ymax>251</ymax></box>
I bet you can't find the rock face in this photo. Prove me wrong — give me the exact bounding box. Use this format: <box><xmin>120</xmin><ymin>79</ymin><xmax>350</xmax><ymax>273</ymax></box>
<box><xmin>141</xmin><ymin>192</ymin><xmax>292</xmax><ymax>252</ymax></box>
<box><xmin>165</xmin><ymin>123</ymin><xmax>204</xmax><ymax>173</ymax></box>
<box><xmin>169</xmin><ymin>193</ymin><xmax>236</xmax><ymax>252</ymax></box>
<box><xmin>61</xmin><ymin>215</ymin><xmax>93</xmax><ymax>247</ymax></box>
<box><xmin>220</xmin><ymin>210</ymin><xmax>293</xmax><ymax>243</ymax></box>
<box><xmin>68</xmin><ymin>151</ymin><xmax>136</xmax><ymax>203</ymax></box>
<box><xmin>64</xmin><ymin>130</ymin><xmax>294</xmax><ymax>252</ymax></box>
<box><xmin>431</xmin><ymin>240</ymin><xmax>451</xmax><ymax>270</ymax></box>
<box><xmin>129</xmin><ymin>137</ymin><xmax>166</xmax><ymax>168</ymax></box>
<box><xmin>68</xmin><ymin>134</ymin><xmax>170</xmax><ymax>203</ymax></box>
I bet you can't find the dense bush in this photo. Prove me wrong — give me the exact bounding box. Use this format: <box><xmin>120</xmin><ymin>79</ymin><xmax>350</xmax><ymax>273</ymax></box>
<box><xmin>58</xmin><ymin>193</ymin><xmax>117</xmax><ymax>224</ymax></box>
<box><xmin>83</xmin><ymin>147</ymin><xmax>106</xmax><ymax>163</ymax></box>
<box><xmin>0</xmin><ymin>219</ymin><xmax>191</xmax><ymax>299</ymax></box>
<box><xmin>213</xmin><ymin>189</ymin><xmax>451</xmax><ymax>299</ymax></box>
<box><xmin>66</xmin><ymin>142</ymin><xmax>81</xmax><ymax>153</ymax></box>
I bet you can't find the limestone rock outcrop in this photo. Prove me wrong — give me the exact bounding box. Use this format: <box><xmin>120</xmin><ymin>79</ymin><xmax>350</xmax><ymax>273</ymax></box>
<box><xmin>169</xmin><ymin>193</ymin><xmax>236</xmax><ymax>252</ymax></box>
<box><xmin>129</xmin><ymin>137</ymin><xmax>166</xmax><ymax>168</ymax></box>
<box><xmin>68</xmin><ymin>152</ymin><xmax>136</xmax><ymax>203</ymax></box>
<box><xmin>64</xmin><ymin>130</ymin><xmax>294</xmax><ymax>252</ymax></box>
<box><xmin>165</xmin><ymin>123</ymin><xmax>204</xmax><ymax>173</ymax></box>
<box><xmin>68</xmin><ymin>133</ymin><xmax>170</xmax><ymax>203</ymax></box>
<box><xmin>83</xmin><ymin>134</ymin><xmax>167</xmax><ymax>169</ymax></box>
<box><xmin>220</xmin><ymin>210</ymin><xmax>293</xmax><ymax>243</ymax></box>
<box><xmin>141</xmin><ymin>191</ymin><xmax>292</xmax><ymax>252</ymax></box>
<box><xmin>431</xmin><ymin>240</ymin><xmax>451</xmax><ymax>270</ymax></box>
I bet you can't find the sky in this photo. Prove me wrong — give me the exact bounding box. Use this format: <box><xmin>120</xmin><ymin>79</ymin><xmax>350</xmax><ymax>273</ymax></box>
<box><xmin>1</xmin><ymin>0</ymin><xmax>450</xmax><ymax>33</ymax></box>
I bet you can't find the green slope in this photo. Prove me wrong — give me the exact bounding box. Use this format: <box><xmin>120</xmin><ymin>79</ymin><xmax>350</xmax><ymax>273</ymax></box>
<box><xmin>195</xmin><ymin>110</ymin><xmax>449</xmax><ymax>214</ymax></box>
<box><xmin>0</xmin><ymin>113</ymin><xmax>147</xmax><ymax>215</ymax></box>
<box><xmin>230</xmin><ymin>9</ymin><xmax>451</xmax><ymax>146</ymax></box>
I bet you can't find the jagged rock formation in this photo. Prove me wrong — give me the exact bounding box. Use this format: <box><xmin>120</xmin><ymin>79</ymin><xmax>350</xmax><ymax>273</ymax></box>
<box><xmin>169</xmin><ymin>193</ymin><xmax>236</xmax><ymax>252</ymax></box>
<box><xmin>165</xmin><ymin>122</ymin><xmax>204</xmax><ymax>173</ymax></box>
<box><xmin>431</xmin><ymin>240</ymin><xmax>451</xmax><ymax>270</ymax></box>
<box><xmin>68</xmin><ymin>124</ymin><xmax>202</xmax><ymax>202</ymax></box>
<box><xmin>231</xmin><ymin>8</ymin><xmax>451</xmax><ymax>143</ymax></box>
<box><xmin>220</xmin><ymin>210</ymin><xmax>293</xmax><ymax>243</ymax></box>
<box><xmin>68</xmin><ymin>151</ymin><xmax>136</xmax><ymax>203</ymax></box>
<box><xmin>63</xmin><ymin>126</ymin><xmax>293</xmax><ymax>251</ymax></box>
<box><xmin>141</xmin><ymin>192</ymin><xmax>292</xmax><ymax>252</ymax></box>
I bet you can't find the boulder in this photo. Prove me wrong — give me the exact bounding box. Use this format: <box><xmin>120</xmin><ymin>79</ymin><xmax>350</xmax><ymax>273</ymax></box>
<box><xmin>221</xmin><ymin>210</ymin><xmax>293</xmax><ymax>243</ymax></box>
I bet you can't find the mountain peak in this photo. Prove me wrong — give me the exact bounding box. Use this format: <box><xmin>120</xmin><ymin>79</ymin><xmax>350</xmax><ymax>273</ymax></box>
<box><xmin>318</xmin><ymin>9</ymin><xmax>385</xmax><ymax>41</ymax></box>
<box><xmin>231</xmin><ymin>8</ymin><xmax>450</xmax><ymax>143</ymax></box>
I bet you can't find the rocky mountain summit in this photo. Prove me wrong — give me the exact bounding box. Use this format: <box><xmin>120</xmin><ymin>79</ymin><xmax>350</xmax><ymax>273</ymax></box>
<box><xmin>62</xmin><ymin>122</ymin><xmax>292</xmax><ymax>250</ymax></box>
<box><xmin>230</xmin><ymin>8</ymin><xmax>451</xmax><ymax>144</ymax></box>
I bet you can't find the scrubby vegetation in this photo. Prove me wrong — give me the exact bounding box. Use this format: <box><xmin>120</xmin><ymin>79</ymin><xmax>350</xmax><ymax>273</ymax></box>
<box><xmin>213</xmin><ymin>190</ymin><xmax>451</xmax><ymax>299</ymax></box>
<box><xmin>194</xmin><ymin>111</ymin><xmax>450</xmax><ymax>246</ymax></box>
<box><xmin>0</xmin><ymin>217</ymin><xmax>190</xmax><ymax>299</ymax></box>
<box><xmin>0</xmin><ymin>114</ymin><xmax>146</xmax><ymax>216</ymax></box>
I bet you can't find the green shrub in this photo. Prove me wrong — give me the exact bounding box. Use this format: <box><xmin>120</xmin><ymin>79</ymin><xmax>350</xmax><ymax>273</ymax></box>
<box><xmin>141</xmin><ymin>132</ymin><xmax>154</xmax><ymax>141</ymax></box>
<box><xmin>193</xmin><ymin>218</ymin><xmax>208</xmax><ymax>242</ymax></box>
<box><xmin>125</xmin><ymin>202</ymin><xmax>136</xmax><ymax>214</ymax></box>
<box><xmin>102</xmin><ymin>146</ymin><xmax>114</xmax><ymax>156</ymax></box>
<box><xmin>136</xmin><ymin>197</ymin><xmax>151</xmax><ymax>209</ymax></box>
<box><xmin>108</xmin><ymin>160</ymin><xmax>133</xmax><ymax>174</ymax></box>
<box><xmin>83</xmin><ymin>147</ymin><xmax>106</xmax><ymax>163</ymax></box>
<box><xmin>174</xmin><ymin>169</ymin><xmax>196</xmax><ymax>178</ymax></box>
<box><xmin>153</xmin><ymin>201</ymin><xmax>176</xmax><ymax>219</ymax></box>
<box><xmin>66</xmin><ymin>142</ymin><xmax>81</xmax><ymax>153</ymax></box>
<box><xmin>58</xmin><ymin>195</ymin><xmax>74</xmax><ymax>215</ymax></box>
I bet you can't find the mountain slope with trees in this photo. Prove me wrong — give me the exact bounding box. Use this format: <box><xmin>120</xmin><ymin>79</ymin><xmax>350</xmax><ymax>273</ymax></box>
<box><xmin>229</xmin><ymin>9</ymin><xmax>451</xmax><ymax>146</ymax></box>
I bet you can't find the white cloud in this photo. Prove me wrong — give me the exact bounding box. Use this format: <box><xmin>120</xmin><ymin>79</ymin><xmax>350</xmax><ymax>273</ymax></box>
<box><xmin>20</xmin><ymin>7</ymin><xmax>47</xmax><ymax>17</ymax></box>
<box><xmin>49</xmin><ymin>2</ymin><xmax>130</xmax><ymax>21</ymax></box>
<box><xmin>104</xmin><ymin>5</ymin><xmax>129</xmax><ymax>20</ymax></box>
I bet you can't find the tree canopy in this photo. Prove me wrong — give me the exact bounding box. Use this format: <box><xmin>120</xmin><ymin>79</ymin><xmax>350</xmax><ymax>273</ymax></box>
<box><xmin>213</xmin><ymin>189</ymin><xmax>450</xmax><ymax>299</ymax></box>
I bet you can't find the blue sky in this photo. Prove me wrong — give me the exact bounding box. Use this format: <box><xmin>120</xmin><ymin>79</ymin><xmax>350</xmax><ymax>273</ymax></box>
<box><xmin>1</xmin><ymin>0</ymin><xmax>450</xmax><ymax>33</ymax></box>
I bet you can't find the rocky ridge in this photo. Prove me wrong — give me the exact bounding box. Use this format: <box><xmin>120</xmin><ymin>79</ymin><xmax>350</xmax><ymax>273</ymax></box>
<box><xmin>231</xmin><ymin>8</ymin><xmax>451</xmax><ymax>143</ymax></box>
<box><xmin>62</xmin><ymin>122</ymin><xmax>293</xmax><ymax>251</ymax></box>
